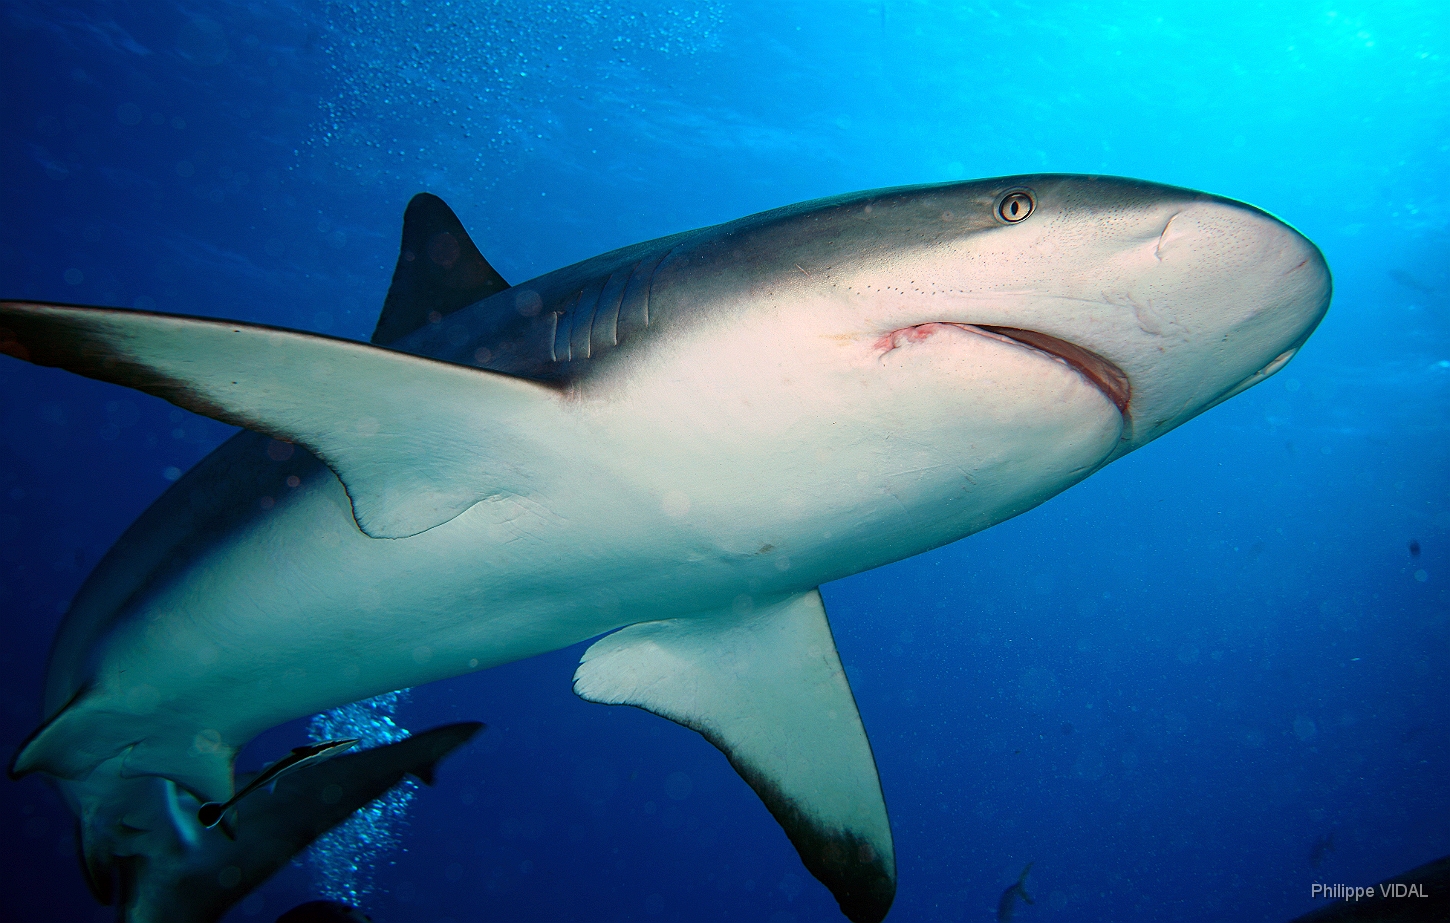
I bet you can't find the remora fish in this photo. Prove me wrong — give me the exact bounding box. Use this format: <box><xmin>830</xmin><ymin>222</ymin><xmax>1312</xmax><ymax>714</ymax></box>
<box><xmin>196</xmin><ymin>737</ymin><xmax>358</xmax><ymax>833</ymax></box>
<box><xmin>2</xmin><ymin>176</ymin><xmax>1331</xmax><ymax>923</ymax></box>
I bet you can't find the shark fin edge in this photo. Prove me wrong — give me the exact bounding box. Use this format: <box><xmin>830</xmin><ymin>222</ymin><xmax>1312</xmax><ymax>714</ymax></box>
<box><xmin>9</xmin><ymin>682</ymin><xmax>92</xmax><ymax>781</ymax></box>
<box><xmin>407</xmin><ymin>721</ymin><xmax>484</xmax><ymax>786</ymax></box>
<box><xmin>8</xmin><ymin>683</ymin><xmax>163</xmax><ymax>787</ymax></box>
<box><xmin>574</xmin><ymin>590</ymin><xmax>896</xmax><ymax>923</ymax></box>
<box><xmin>715</xmin><ymin>734</ymin><xmax>896</xmax><ymax>923</ymax></box>
<box><xmin>11</xmin><ymin>681</ymin><xmax>237</xmax><ymax>810</ymax></box>
<box><xmin>0</xmin><ymin>300</ymin><xmax>564</xmax><ymax>538</ymax></box>
<box><xmin>373</xmin><ymin>193</ymin><xmax>510</xmax><ymax>346</ymax></box>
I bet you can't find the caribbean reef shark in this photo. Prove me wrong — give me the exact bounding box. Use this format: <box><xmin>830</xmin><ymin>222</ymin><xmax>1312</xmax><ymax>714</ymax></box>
<box><xmin>997</xmin><ymin>862</ymin><xmax>1034</xmax><ymax>922</ymax></box>
<box><xmin>1</xmin><ymin>176</ymin><xmax>1330</xmax><ymax>922</ymax></box>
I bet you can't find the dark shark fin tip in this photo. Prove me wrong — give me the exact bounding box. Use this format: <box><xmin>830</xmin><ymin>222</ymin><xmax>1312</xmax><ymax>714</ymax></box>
<box><xmin>574</xmin><ymin>592</ymin><xmax>895</xmax><ymax>923</ymax></box>
<box><xmin>407</xmin><ymin>720</ymin><xmax>485</xmax><ymax>786</ymax></box>
<box><xmin>372</xmin><ymin>193</ymin><xmax>510</xmax><ymax>346</ymax></box>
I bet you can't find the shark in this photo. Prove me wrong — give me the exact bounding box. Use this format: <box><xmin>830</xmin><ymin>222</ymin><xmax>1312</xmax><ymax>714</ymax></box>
<box><xmin>1</xmin><ymin>175</ymin><xmax>1331</xmax><ymax>922</ymax></box>
<box><xmin>997</xmin><ymin>862</ymin><xmax>1034</xmax><ymax>922</ymax></box>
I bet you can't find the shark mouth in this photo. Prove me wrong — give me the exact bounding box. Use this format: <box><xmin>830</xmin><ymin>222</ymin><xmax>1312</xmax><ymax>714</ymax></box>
<box><xmin>878</xmin><ymin>323</ymin><xmax>1131</xmax><ymax>415</ymax></box>
<box><xmin>973</xmin><ymin>325</ymin><xmax>1131</xmax><ymax>415</ymax></box>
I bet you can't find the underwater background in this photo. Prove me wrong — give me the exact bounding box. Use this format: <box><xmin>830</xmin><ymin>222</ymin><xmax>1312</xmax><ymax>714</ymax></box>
<box><xmin>1</xmin><ymin>1</ymin><xmax>1446</xmax><ymax>921</ymax></box>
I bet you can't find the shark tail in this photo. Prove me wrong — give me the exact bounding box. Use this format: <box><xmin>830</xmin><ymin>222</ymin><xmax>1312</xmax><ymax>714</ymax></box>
<box><xmin>87</xmin><ymin>721</ymin><xmax>484</xmax><ymax>923</ymax></box>
<box><xmin>995</xmin><ymin>863</ymin><xmax>1034</xmax><ymax>923</ymax></box>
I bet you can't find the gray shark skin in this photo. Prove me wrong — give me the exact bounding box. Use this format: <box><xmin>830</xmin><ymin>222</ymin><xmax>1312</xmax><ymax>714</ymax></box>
<box><xmin>1</xmin><ymin>175</ymin><xmax>1331</xmax><ymax>923</ymax></box>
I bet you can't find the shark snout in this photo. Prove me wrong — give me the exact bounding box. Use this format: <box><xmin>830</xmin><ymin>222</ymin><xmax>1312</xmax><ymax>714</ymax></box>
<box><xmin>1266</xmin><ymin>208</ymin><xmax>1329</xmax><ymax>276</ymax></box>
<box><xmin>1093</xmin><ymin>193</ymin><xmax>1331</xmax><ymax>452</ymax></box>
<box><xmin>1233</xmin><ymin>203</ymin><xmax>1332</xmax><ymax>346</ymax></box>
<box><xmin>1202</xmin><ymin>217</ymin><xmax>1328</xmax><ymax>410</ymax></box>
<box><xmin>1143</xmin><ymin>194</ymin><xmax>1327</xmax><ymax>319</ymax></box>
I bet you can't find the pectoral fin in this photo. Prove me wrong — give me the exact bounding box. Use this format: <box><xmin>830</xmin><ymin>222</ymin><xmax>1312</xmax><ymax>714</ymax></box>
<box><xmin>0</xmin><ymin>301</ymin><xmax>562</xmax><ymax>538</ymax></box>
<box><xmin>573</xmin><ymin>590</ymin><xmax>895</xmax><ymax>923</ymax></box>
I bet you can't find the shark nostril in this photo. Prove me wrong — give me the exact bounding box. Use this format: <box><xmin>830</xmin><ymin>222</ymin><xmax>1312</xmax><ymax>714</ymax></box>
<box><xmin>1154</xmin><ymin>211</ymin><xmax>1186</xmax><ymax>262</ymax></box>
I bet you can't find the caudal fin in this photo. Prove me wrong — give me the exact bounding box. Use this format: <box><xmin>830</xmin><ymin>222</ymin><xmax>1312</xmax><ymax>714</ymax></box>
<box><xmin>104</xmin><ymin>722</ymin><xmax>482</xmax><ymax>923</ymax></box>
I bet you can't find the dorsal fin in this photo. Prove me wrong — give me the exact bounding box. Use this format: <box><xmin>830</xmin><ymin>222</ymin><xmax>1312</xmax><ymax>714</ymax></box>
<box><xmin>372</xmin><ymin>193</ymin><xmax>509</xmax><ymax>346</ymax></box>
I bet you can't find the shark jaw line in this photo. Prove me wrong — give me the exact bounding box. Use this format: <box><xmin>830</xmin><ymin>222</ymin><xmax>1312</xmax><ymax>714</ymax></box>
<box><xmin>874</xmin><ymin>322</ymin><xmax>1132</xmax><ymax>416</ymax></box>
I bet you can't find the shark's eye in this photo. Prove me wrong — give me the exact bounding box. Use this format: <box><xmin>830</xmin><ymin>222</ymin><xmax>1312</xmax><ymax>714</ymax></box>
<box><xmin>996</xmin><ymin>190</ymin><xmax>1035</xmax><ymax>223</ymax></box>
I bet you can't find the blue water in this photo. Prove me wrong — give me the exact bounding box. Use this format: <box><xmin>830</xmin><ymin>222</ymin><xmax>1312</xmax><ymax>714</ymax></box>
<box><xmin>2</xmin><ymin>2</ymin><xmax>1447</xmax><ymax>921</ymax></box>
